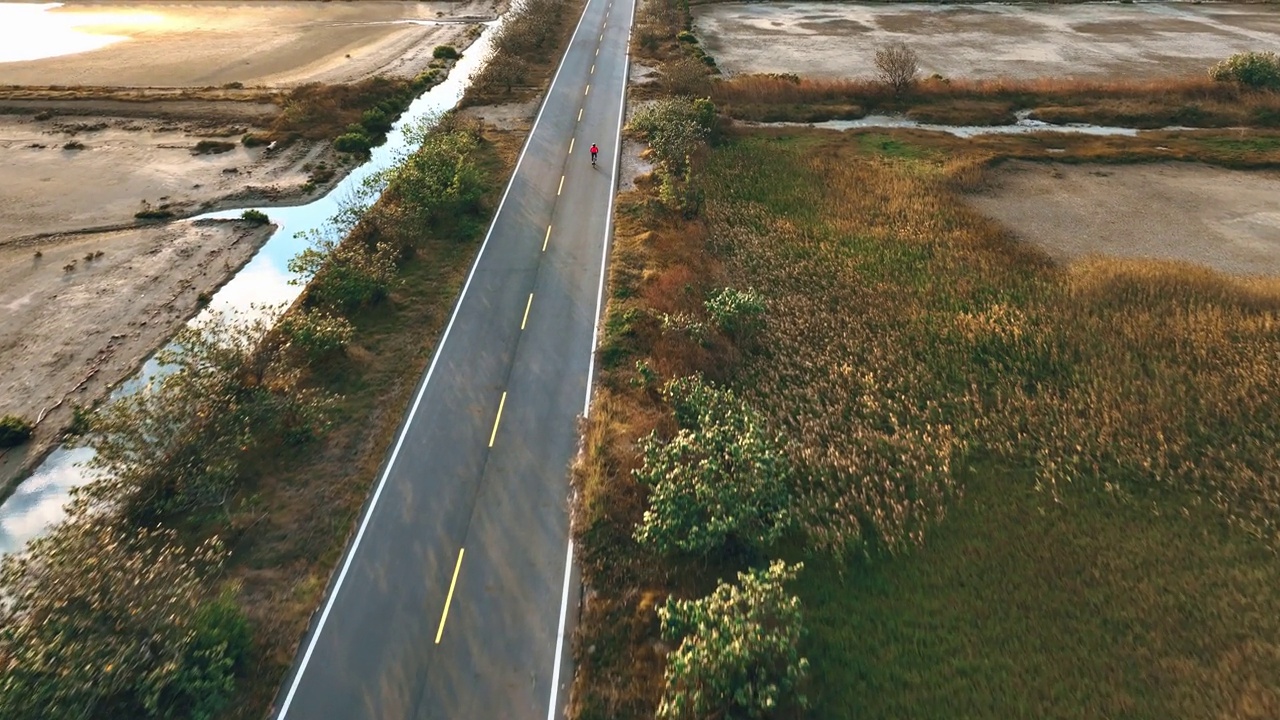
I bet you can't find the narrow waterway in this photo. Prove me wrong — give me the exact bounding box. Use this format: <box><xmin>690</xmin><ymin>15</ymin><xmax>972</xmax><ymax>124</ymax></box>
<box><xmin>0</xmin><ymin>20</ymin><xmax>500</xmax><ymax>555</ymax></box>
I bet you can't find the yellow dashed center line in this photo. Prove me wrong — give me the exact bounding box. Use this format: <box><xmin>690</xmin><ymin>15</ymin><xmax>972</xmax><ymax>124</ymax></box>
<box><xmin>595</xmin><ymin>47</ymin><xmax>599</xmax><ymax>56</ymax></box>
<box><xmin>578</xmin><ymin>107</ymin><xmax>583</xmax><ymax>121</ymax></box>
<box><xmin>569</xmin><ymin>137</ymin><xmax>575</xmax><ymax>153</ymax></box>
<box><xmin>521</xmin><ymin>293</ymin><xmax>534</xmax><ymax>330</ymax></box>
<box><xmin>599</xmin><ymin>33</ymin><xmax>603</xmax><ymax>41</ymax></box>
<box><xmin>488</xmin><ymin>391</ymin><xmax>507</xmax><ymax>448</ymax></box>
<box><xmin>543</xmin><ymin>224</ymin><xmax>552</xmax><ymax>252</ymax></box>
<box><xmin>584</xmin><ymin>85</ymin><xmax>590</xmax><ymax>96</ymax></box>
<box><xmin>558</xmin><ymin>175</ymin><xmax>565</xmax><ymax>195</ymax></box>
<box><xmin>434</xmin><ymin>548</ymin><xmax>465</xmax><ymax>644</ymax></box>
<box><xmin>590</xmin><ymin>64</ymin><xmax>595</xmax><ymax>74</ymax></box>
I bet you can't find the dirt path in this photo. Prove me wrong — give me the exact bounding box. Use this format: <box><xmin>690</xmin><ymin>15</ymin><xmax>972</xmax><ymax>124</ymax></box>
<box><xmin>1</xmin><ymin>0</ymin><xmax>501</xmax><ymax>87</ymax></box>
<box><xmin>0</xmin><ymin>220</ymin><xmax>274</xmax><ymax>495</ymax></box>
<box><xmin>968</xmin><ymin>161</ymin><xmax>1280</xmax><ymax>277</ymax></box>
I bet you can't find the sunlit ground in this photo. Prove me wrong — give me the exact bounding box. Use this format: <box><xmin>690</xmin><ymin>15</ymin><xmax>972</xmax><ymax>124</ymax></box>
<box><xmin>0</xmin><ymin>2</ymin><xmax>162</xmax><ymax>62</ymax></box>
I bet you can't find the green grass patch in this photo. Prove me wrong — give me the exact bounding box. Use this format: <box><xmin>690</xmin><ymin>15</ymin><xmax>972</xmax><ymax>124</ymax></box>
<box><xmin>796</xmin><ymin>465</ymin><xmax>1280</xmax><ymax>720</ymax></box>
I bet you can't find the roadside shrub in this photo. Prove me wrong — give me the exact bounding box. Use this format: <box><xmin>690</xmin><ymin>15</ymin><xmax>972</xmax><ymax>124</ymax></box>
<box><xmin>240</xmin><ymin>209</ymin><xmax>270</xmax><ymax>225</ymax></box>
<box><xmin>657</xmin><ymin>560</ymin><xmax>809</xmax><ymax>719</ymax></box>
<box><xmin>291</xmin><ymin>231</ymin><xmax>400</xmax><ymax>311</ymax></box>
<box><xmin>630</xmin><ymin>97</ymin><xmax>715</xmax><ymax>176</ymax></box>
<box><xmin>705</xmin><ymin>287</ymin><xmax>765</xmax><ymax>338</ymax></box>
<box><xmin>875</xmin><ymin>40</ymin><xmax>919</xmax><ymax>94</ymax></box>
<box><xmin>280</xmin><ymin>309</ymin><xmax>356</xmax><ymax>361</ymax></box>
<box><xmin>0</xmin><ymin>414</ymin><xmax>34</xmax><ymax>447</ymax></box>
<box><xmin>1210</xmin><ymin>51</ymin><xmax>1280</xmax><ymax>90</ymax></box>
<box><xmin>634</xmin><ymin>377</ymin><xmax>792</xmax><ymax>557</ymax></box>
<box><xmin>150</xmin><ymin>594</ymin><xmax>252</xmax><ymax>719</ymax></box>
<box><xmin>676</xmin><ymin>30</ymin><xmax>697</xmax><ymax>44</ymax></box>
<box><xmin>0</xmin><ymin>518</ymin><xmax>228</xmax><ymax>720</ymax></box>
<box><xmin>383</xmin><ymin>121</ymin><xmax>488</xmax><ymax>229</ymax></box>
<box><xmin>241</xmin><ymin>133</ymin><xmax>270</xmax><ymax>147</ymax></box>
<box><xmin>433</xmin><ymin>44</ymin><xmax>459</xmax><ymax>60</ymax></box>
<box><xmin>334</xmin><ymin>130</ymin><xmax>373</xmax><ymax>154</ymax></box>
<box><xmin>78</xmin><ymin>309</ymin><xmax>332</xmax><ymax>524</ymax></box>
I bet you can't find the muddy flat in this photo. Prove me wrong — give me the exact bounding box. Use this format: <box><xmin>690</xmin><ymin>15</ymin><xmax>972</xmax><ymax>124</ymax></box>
<box><xmin>0</xmin><ymin>220</ymin><xmax>273</xmax><ymax>488</ymax></box>
<box><xmin>968</xmin><ymin>161</ymin><xmax>1280</xmax><ymax>277</ymax></box>
<box><xmin>694</xmin><ymin>2</ymin><xmax>1280</xmax><ymax>79</ymax></box>
<box><xmin>0</xmin><ymin>113</ymin><xmax>329</xmax><ymax>240</ymax></box>
<box><xmin>0</xmin><ymin>0</ymin><xmax>496</xmax><ymax>87</ymax></box>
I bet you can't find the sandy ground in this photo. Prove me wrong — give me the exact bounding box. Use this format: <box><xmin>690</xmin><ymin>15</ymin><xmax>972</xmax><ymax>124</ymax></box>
<box><xmin>694</xmin><ymin>2</ymin><xmax>1280</xmax><ymax>80</ymax></box>
<box><xmin>456</xmin><ymin>98</ymin><xmax>538</xmax><ymax>132</ymax></box>
<box><xmin>968</xmin><ymin>161</ymin><xmax>1280</xmax><ymax>277</ymax></box>
<box><xmin>0</xmin><ymin>0</ymin><xmax>499</xmax><ymax>87</ymax></box>
<box><xmin>0</xmin><ymin>113</ymin><xmax>334</xmax><ymax>241</ymax></box>
<box><xmin>0</xmin><ymin>220</ymin><xmax>274</xmax><ymax>493</ymax></box>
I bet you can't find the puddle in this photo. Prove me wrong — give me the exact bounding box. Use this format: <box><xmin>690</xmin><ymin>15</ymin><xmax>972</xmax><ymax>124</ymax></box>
<box><xmin>0</xmin><ymin>3</ymin><xmax>161</xmax><ymax>63</ymax></box>
<box><xmin>0</xmin><ymin>18</ymin><xmax>501</xmax><ymax>556</ymax></box>
<box><xmin>746</xmin><ymin>110</ymin><xmax>1189</xmax><ymax>138</ymax></box>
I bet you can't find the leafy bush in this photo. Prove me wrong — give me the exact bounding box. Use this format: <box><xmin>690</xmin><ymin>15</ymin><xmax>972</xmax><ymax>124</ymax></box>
<box><xmin>78</xmin><ymin>310</ymin><xmax>332</xmax><ymax>523</ymax></box>
<box><xmin>875</xmin><ymin>40</ymin><xmax>919</xmax><ymax>93</ymax></box>
<box><xmin>192</xmin><ymin>140</ymin><xmax>236</xmax><ymax>155</ymax></box>
<box><xmin>383</xmin><ymin>121</ymin><xmax>488</xmax><ymax>229</ymax></box>
<box><xmin>657</xmin><ymin>560</ymin><xmax>809</xmax><ymax>719</ymax></box>
<box><xmin>291</xmin><ymin>231</ymin><xmax>400</xmax><ymax>311</ymax></box>
<box><xmin>334</xmin><ymin>130</ymin><xmax>373</xmax><ymax>154</ymax></box>
<box><xmin>630</xmin><ymin>97</ymin><xmax>716</xmax><ymax>177</ymax></box>
<box><xmin>705</xmin><ymin>287</ymin><xmax>765</xmax><ymax>338</ymax></box>
<box><xmin>151</xmin><ymin>594</ymin><xmax>252</xmax><ymax>720</ymax></box>
<box><xmin>634</xmin><ymin>377</ymin><xmax>792</xmax><ymax>557</ymax></box>
<box><xmin>1210</xmin><ymin>51</ymin><xmax>1280</xmax><ymax>90</ymax></box>
<box><xmin>241</xmin><ymin>133</ymin><xmax>270</xmax><ymax>147</ymax></box>
<box><xmin>433</xmin><ymin>44</ymin><xmax>459</xmax><ymax>60</ymax></box>
<box><xmin>240</xmin><ymin>209</ymin><xmax>270</xmax><ymax>225</ymax></box>
<box><xmin>280</xmin><ymin>308</ymin><xmax>356</xmax><ymax>361</ymax></box>
<box><xmin>360</xmin><ymin>107</ymin><xmax>393</xmax><ymax>136</ymax></box>
<box><xmin>676</xmin><ymin>30</ymin><xmax>697</xmax><ymax>44</ymax></box>
<box><xmin>0</xmin><ymin>414</ymin><xmax>34</xmax><ymax>447</ymax></box>
<box><xmin>0</xmin><ymin>518</ymin><xmax>229</xmax><ymax>720</ymax></box>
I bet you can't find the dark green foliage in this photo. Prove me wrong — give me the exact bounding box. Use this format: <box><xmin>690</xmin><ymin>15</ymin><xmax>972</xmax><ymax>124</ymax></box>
<box><xmin>0</xmin><ymin>414</ymin><xmax>34</xmax><ymax>447</ymax></box>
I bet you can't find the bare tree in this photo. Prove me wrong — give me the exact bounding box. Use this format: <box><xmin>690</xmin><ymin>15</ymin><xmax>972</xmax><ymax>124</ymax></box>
<box><xmin>875</xmin><ymin>41</ymin><xmax>919</xmax><ymax>94</ymax></box>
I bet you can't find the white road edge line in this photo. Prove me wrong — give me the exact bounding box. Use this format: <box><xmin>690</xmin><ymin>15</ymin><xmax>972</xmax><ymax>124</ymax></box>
<box><xmin>274</xmin><ymin>0</ymin><xmax>599</xmax><ymax>715</ymax></box>
<box><xmin>547</xmin><ymin>0</ymin><xmax>634</xmax><ymax>717</ymax></box>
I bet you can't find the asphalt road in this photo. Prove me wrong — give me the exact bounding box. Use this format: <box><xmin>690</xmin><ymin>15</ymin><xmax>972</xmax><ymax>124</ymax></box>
<box><xmin>271</xmin><ymin>0</ymin><xmax>634</xmax><ymax>717</ymax></box>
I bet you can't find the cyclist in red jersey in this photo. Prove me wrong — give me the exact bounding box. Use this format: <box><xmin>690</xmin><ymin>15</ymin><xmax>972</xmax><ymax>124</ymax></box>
<box><xmin>590</xmin><ymin>143</ymin><xmax>599</xmax><ymax>166</ymax></box>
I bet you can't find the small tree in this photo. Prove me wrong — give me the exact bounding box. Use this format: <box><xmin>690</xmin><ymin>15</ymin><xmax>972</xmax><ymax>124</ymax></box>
<box><xmin>657</xmin><ymin>560</ymin><xmax>809</xmax><ymax>719</ymax></box>
<box><xmin>634</xmin><ymin>377</ymin><xmax>792</xmax><ymax>557</ymax></box>
<box><xmin>1209</xmin><ymin>51</ymin><xmax>1280</xmax><ymax>90</ymax></box>
<box><xmin>875</xmin><ymin>40</ymin><xmax>919</xmax><ymax>94</ymax></box>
